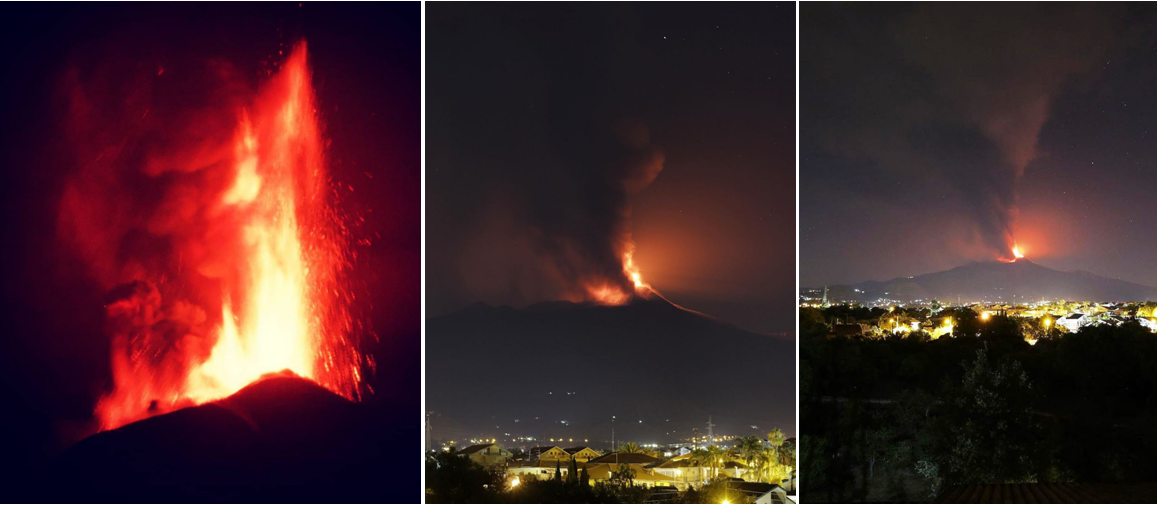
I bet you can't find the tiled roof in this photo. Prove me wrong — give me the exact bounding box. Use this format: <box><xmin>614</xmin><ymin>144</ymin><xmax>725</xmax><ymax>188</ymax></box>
<box><xmin>582</xmin><ymin>463</ymin><xmax>675</xmax><ymax>483</ymax></box>
<box><xmin>588</xmin><ymin>452</ymin><xmax>661</xmax><ymax>464</ymax></box>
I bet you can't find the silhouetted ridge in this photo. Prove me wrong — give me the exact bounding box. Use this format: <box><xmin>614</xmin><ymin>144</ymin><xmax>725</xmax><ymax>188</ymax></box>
<box><xmin>809</xmin><ymin>258</ymin><xmax>1157</xmax><ymax>303</ymax></box>
<box><xmin>39</xmin><ymin>373</ymin><xmax>397</xmax><ymax>502</ymax></box>
<box><xmin>425</xmin><ymin>295</ymin><xmax>793</xmax><ymax>441</ymax></box>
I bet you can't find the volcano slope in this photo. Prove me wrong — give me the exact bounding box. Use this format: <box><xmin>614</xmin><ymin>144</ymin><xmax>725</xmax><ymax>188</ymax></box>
<box><xmin>33</xmin><ymin>374</ymin><xmax>408</xmax><ymax>502</ymax></box>
<box><xmin>425</xmin><ymin>295</ymin><xmax>795</xmax><ymax>441</ymax></box>
<box><xmin>809</xmin><ymin>259</ymin><xmax>1157</xmax><ymax>304</ymax></box>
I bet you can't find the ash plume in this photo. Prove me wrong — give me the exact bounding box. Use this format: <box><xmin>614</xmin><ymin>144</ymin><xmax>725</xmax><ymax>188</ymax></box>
<box><xmin>56</xmin><ymin>52</ymin><xmax>255</xmax><ymax>322</ymax></box>
<box><xmin>524</xmin><ymin>121</ymin><xmax>664</xmax><ymax>302</ymax></box>
<box><xmin>430</xmin><ymin>29</ymin><xmax>668</xmax><ymax>307</ymax></box>
<box><xmin>894</xmin><ymin>3</ymin><xmax>1120</xmax><ymax>254</ymax></box>
<box><xmin>439</xmin><ymin>116</ymin><xmax>664</xmax><ymax>307</ymax></box>
<box><xmin>806</xmin><ymin>3</ymin><xmax>1127</xmax><ymax>260</ymax></box>
<box><xmin>55</xmin><ymin>53</ymin><xmax>260</xmax><ymax>426</ymax></box>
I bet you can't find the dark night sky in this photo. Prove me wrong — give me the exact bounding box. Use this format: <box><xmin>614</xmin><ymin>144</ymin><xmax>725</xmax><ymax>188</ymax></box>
<box><xmin>427</xmin><ymin>2</ymin><xmax>796</xmax><ymax>336</ymax></box>
<box><xmin>0</xmin><ymin>1</ymin><xmax>419</xmax><ymax>489</ymax></box>
<box><xmin>801</xmin><ymin>3</ymin><xmax>1157</xmax><ymax>288</ymax></box>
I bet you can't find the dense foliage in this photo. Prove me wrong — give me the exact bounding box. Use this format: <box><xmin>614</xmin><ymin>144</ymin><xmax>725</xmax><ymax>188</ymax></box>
<box><xmin>801</xmin><ymin>305</ymin><xmax>1157</xmax><ymax>502</ymax></box>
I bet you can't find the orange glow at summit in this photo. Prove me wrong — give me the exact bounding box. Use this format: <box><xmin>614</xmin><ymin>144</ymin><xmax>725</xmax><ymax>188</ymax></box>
<box><xmin>584</xmin><ymin>250</ymin><xmax>655</xmax><ymax>305</ymax></box>
<box><xmin>999</xmin><ymin>241</ymin><xmax>1028</xmax><ymax>263</ymax></box>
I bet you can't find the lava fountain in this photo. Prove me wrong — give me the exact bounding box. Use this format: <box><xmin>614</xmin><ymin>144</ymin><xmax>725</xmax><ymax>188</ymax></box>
<box><xmin>60</xmin><ymin>42</ymin><xmax>368</xmax><ymax>430</ymax></box>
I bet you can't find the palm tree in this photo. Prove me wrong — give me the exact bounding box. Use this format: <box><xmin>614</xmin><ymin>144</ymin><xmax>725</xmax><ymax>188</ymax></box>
<box><xmin>704</xmin><ymin>445</ymin><xmax>725</xmax><ymax>481</ymax></box>
<box><xmin>733</xmin><ymin>436</ymin><xmax>764</xmax><ymax>481</ymax></box>
<box><xmin>617</xmin><ymin>441</ymin><xmax>643</xmax><ymax>454</ymax></box>
<box><xmin>757</xmin><ymin>445</ymin><xmax>780</xmax><ymax>483</ymax></box>
<box><xmin>767</xmin><ymin>428</ymin><xmax>786</xmax><ymax>459</ymax></box>
<box><xmin>690</xmin><ymin>448</ymin><xmax>709</xmax><ymax>487</ymax></box>
<box><xmin>780</xmin><ymin>439</ymin><xmax>796</xmax><ymax>469</ymax></box>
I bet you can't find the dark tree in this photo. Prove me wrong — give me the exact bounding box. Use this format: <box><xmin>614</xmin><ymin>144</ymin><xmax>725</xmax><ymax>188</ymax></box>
<box><xmin>424</xmin><ymin>451</ymin><xmax>505</xmax><ymax>504</ymax></box>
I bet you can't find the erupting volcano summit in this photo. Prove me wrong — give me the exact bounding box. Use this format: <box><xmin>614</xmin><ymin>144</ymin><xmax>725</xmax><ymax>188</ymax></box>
<box><xmin>59</xmin><ymin>42</ymin><xmax>368</xmax><ymax>430</ymax></box>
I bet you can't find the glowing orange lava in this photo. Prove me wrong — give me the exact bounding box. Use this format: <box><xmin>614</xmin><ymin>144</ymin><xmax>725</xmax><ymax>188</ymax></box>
<box><xmin>584</xmin><ymin>250</ymin><xmax>654</xmax><ymax>305</ymax></box>
<box><xmin>998</xmin><ymin>243</ymin><xmax>1026</xmax><ymax>263</ymax></box>
<box><xmin>91</xmin><ymin>42</ymin><xmax>365</xmax><ymax>430</ymax></box>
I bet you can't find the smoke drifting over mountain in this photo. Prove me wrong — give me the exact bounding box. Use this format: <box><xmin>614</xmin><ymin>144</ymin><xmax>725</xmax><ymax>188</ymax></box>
<box><xmin>524</xmin><ymin>121</ymin><xmax>664</xmax><ymax>303</ymax></box>
<box><xmin>426</xmin><ymin>6</ymin><xmax>672</xmax><ymax>308</ymax></box>
<box><xmin>436</xmin><ymin>115</ymin><xmax>663</xmax><ymax>306</ymax></box>
<box><xmin>803</xmin><ymin>3</ymin><xmax>1126</xmax><ymax>260</ymax></box>
<box><xmin>895</xmin><ymin>3</ymin><xmax>1119</xmax><ymax>254</ymax></box>
<box><xmin>428</xmin><ymin>2</ymin><xmax>796</xmax><ymax>334</ymax></box>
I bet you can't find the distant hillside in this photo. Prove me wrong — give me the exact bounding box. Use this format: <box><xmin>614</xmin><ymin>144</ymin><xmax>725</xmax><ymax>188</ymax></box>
<box><xmin>807</xmin><ymin>259</ymin><xmax>1157</xmax><ymax>304</ymax></box>
<box><xmin>426</xmin><ymin>296</ymin><xmax>795</xmax><ymax>442</ymax></box>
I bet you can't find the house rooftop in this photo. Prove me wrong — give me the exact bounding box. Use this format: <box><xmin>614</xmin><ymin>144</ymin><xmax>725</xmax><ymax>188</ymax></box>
<box><xmin>562</xmin><ymin>446</ymin><xmax>595</xmax><ymax>454</ymax></box>
<box><xmin>455</xmin><ymin>443</ymin><xmax>495</xmax><ymax>455</ymax></box>
<box><xmin>588</xmin><ymin>452</ymin><xmax>660</xmax><ymax>464</ymax></box>
<box><xmin>582</xmin><ymin>463</ymin><xmax>675</xmax><ymax>482</ymax></box>
<box><xmin>528</xmin><ymin>446</ymin><xmax>564</xmax><ymax>453</ymax></box>
<box><xmin>728</xmin><ymin>481</ymin><xmax>783</xmax><ymax>495</ymax></box>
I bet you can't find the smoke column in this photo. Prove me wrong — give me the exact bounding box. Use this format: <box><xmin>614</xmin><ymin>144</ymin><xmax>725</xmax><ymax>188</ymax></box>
<box><xmin>896</xmin><ymin>3</ymin><xmax>1118</xmax><ymax>255</ymax></box>
<box><xmin>526</xmin><ymin>121</ymin><xmax>665</xmax><ymax>304</ymax></box>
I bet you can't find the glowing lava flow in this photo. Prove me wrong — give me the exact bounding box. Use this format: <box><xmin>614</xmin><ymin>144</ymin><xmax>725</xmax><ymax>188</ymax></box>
<box><xmin>91</xmin><ymin>43</ymin><xmax>365</xmax><ymax>430</ymax></box>
<box><xmin>999</xmin><ymin>243</ymin><xmax>1026</xmax><ymax>263</ymax></box>
<box><xmin>584</xmin><ymin>250</ymin><xmax>655</xmax><ymax>305</ymax></box>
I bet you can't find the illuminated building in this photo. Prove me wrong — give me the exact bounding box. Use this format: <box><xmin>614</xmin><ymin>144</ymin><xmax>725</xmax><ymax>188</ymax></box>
<box><xmin>1057</xmin><ymin>313</ymin><xmax>1089</xmax><ymax>333</ymax></box>
<box><xmin>456</xmin><ymin>443</ymin><xmax>514</xmax><ymax>467</ymax></box>
<box><xmin>562</xmin><ymin>446</ymin><xmax>601</xmax><ymax>462</ymax></box>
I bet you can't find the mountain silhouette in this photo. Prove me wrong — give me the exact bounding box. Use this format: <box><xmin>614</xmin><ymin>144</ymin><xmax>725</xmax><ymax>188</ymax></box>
<box><xmin>426</xmin><ymin>296</ymin><xmax>795</xmax><ymax>444</ymax></box>
<box><xmin>810</xmin><ymin>259</ymin><xmax>1157</xmax><ymax>304</ymax></box>
<box><xmin>31</xmin><ymin>373</ymin><xmax>410</xmax><ymax>503</ymax></box>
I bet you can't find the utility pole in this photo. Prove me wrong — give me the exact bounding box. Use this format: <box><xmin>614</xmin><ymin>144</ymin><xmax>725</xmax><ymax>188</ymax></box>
<box><xmin>425</xmin><ymin>412</ymin><xmax>433</xmax><ymax>453</ymax></box>
<box><xmin>612</xmin><ymin>415</ymin><xmax>618</xmax><ymax>466</ymax></box>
